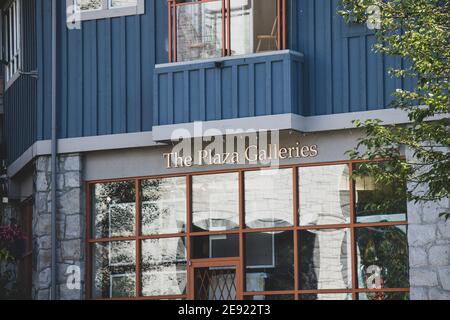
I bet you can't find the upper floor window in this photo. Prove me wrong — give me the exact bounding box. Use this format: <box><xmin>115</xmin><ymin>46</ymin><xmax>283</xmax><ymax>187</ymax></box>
<box><xmin>1</xmin><ymin>0</ymin><xmax>21</xmax><ymax>86</ymax></box>
<box><xmin>168</xmin><ymin>0</ymin><xmax>287</xmax><ymax>62</ymax></box>
<box><xmin>67</xmin><ymin>0</ymin><xmax>145</xmax><ymax>22</ymax></box>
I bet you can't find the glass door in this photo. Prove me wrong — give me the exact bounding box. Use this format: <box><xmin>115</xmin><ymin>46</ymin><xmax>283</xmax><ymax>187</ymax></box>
<box><xmin>190</xmin><ymin>259</ymin><xmax>242</xmax><ymax>300</ymax></box>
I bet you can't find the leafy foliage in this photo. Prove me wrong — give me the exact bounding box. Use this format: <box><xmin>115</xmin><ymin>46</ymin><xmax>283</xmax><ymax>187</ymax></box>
<box><xmin>338</xmin><ymin>0</ymin><xmax>450</xmax><ymax>218</ymax></box>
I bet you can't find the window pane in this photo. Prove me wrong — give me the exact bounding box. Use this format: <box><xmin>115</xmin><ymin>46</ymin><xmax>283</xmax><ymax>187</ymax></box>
<box><xmin>76</xmin><ymin>0</ymin><xmax>102</xmax><ymax>11</ymax></box>
<box><xmin>92</xmin><ymin>181</ymin><xmax>136</xmax><ymax>239</ymax></box>
<box><xmin>141</xmin><ymin>177</ymin><xmax>186</xmax><ymax>235</ymax></box>
<box><xmin>356</xmin><ymin>226</ymin><xmax>409</xmax><ymax>289</ymax></box>
<box><xmin>92</xmin><ymin>241</ymin><xmax>136</xmax><ymax>298</ymax></box>
<box><xmin>176</xmin><ymin>0</ymin><xmax>223</xmax><ymax>62</ymax></box>
<box><xmin>191</xmin><ymin>234</ymin><xmax>239</xmax><ymax>259</ymax></box>
<box><xmin>299</xmin><ymin>165</ymin><xmax>350</xmax><ymax>226</ymax></box>
<box><xmin>110</xmin><ymin>0</ymin><xmax>137</xmax><ymax>8</ymax></box>
<box><xmin>358</xmin><ymin>291</ymin><xmax>409</xmax><ymax>300</ymax></box>
<box><xmin>299</xmin><ymin>229</ymin><xmax>352</xmax><ymax>290</ymax></box>
<box><xmin>245</xmin><ymin>169</ymin><xmax>293</xmax><ymax>229</ymax></box>
<box><xmin>245</xmin><ymin>295</ymin><xmax>294</xmax><ymax>300</ymax></box>
<box><xmin>230</xmin><ymin>0</ymin><xmax>279</xmax><ymax>55</ymax></box>
<box><xmin>141</xmin><ymin>238</ymin><xmax>187</xmax><ymax>297</ymax></box>
<box><xmin>192</xmin><ymin>173</ymin><xmax>239</xmax><ymax>232</ymax></box>
<box><xmin>245</xmin><ymin>231</ymin><xmax>294</xmax><ymax>291</ymax></box>
<box><xmin>301</xmin><ymin>293</ymin><xmax>352</xmax><ymax>300</ymax></box>
<box><xmin>354</xmin><ymin>163</ymin><xmax>407</xmax><ymax>223</ymax></box>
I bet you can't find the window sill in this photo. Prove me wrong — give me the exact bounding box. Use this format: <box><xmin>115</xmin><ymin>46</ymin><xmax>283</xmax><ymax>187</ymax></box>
<box><xmin>66</xmin><ymin>0</ymin><xmax>145</xmax><ymax>23</ymax></box>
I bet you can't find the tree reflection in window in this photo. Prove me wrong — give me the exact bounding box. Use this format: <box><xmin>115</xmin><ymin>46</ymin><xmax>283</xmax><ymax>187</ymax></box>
<box><xmin>356</xmin><ymin>226</ymin><xmax>409</xmax><ymax>293</ymax></box>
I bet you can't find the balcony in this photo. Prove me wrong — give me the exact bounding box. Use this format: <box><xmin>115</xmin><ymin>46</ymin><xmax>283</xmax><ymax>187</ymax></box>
<box><xmin>153</xmin><ymin>50</ymin><xmax>304</xmax><ymax>134</ymax></box>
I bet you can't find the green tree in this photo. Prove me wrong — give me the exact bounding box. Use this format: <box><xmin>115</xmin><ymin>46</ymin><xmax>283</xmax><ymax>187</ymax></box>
<box><xmin>338</xmin><ymin>0</ymin><xmax>450</xmax><ymax>219</ymax></box>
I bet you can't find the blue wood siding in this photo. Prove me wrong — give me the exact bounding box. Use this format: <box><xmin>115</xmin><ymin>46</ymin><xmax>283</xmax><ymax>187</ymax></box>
<box><xmin>154</xmin><ymin>51</ymin><xmax>304</xmax><ymax>125</ymax></box>
<box><xmin>36</xmin><ymin>0</ymin><xmax>168</xmax><ymax>141</ymax></box>
<box><xmin>4</xmin><ymin>0</ymin><xmax>37</xmax><ymax>164</ymax></box>
<box><xmin>5</xmin><ymin>0</ymin><xmax>415</xmax><ymax>164</ymax></box>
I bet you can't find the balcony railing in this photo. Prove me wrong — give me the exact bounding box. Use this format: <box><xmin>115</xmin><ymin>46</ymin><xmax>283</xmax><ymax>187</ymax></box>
<box><xmin>153</xmin><ymin>50</ymin><xmax>304</xmax><ymax>126</ymax></box>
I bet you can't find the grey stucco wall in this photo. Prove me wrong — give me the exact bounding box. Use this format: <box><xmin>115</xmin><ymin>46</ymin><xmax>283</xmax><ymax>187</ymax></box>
<box><xmin>33</xmin><ymin>154</ymin><xmax>84</xmax><ymax>300</ymax></box>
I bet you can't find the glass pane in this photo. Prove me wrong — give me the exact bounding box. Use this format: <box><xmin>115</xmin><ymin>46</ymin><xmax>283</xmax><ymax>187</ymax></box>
<box><xmin>245</xmin><ymin>169</ymin><xmax>293</xmax><ymax>229</ymax></box>
<box><xmin>192</xmin><ymin>173</ymin><xmax>239</xmax><ymax>232</ymax></box>
<box><xmin>176</xmin><ymin>0</ymin><xmax>223</xmax><ymax>62</ymax></box>
<box><xmin>245</xmin><ymin>295</ymin><xmax>294</xmax><ymax>300</ymax></box>
<box><xmin>92</xmin><ymin>181</ymin><xmax>136</xmax><ymax>239</ymax></box>
<box><xmin>301</xmin><ymin>293</ymin><xmax>352</xmax><ymax>300</ymax></box>
<box><xmin>354</xmin><ymin>163</ymin><xmax>407</xmax><ymax>223</ymax></box>
<box><xmin>299</xmin><ymin>229</ymin><xmax>352</xmax><ymax>290</ymax></box>
<box><xmin>299</xmin><ymin>165</ymin><xmax>350</xmax><ymax>226</ymax></box>
<box><xmin>191</xmin><ymin>234</ymin><xmax>239</xmax><ymax>259</ymax></box>
<box><xmin>92</xmin><ymin>241</ymin><xmax>136</xmax><ymax>298</ymax></box>
<box><xmin>230</xmin><ymin>0</ymin><xmax>279</xmax><ymax>55</ymax></box>
<box><xmin>141</xmin><ymin>237</ymin><xmax>187</xmax><ymax>297</ymax></box>
<box><xmin>245</xmin><ymin>231</ymin><xmax>294</xmax><ymax>292</ymax></box>
<box><xmin>356</xmin><ymin>226</ymin><xmax>409</xmax><ymax>289</ymax></box>
<box><xmin>141</xmin><ymin>177</ymin><xmax>186</xmax><ymax>235</ymax></box>
<box><xmin>358</xmin><ymin>291</ymin><xmax>409</xmax><ymax>300</ymax></box>
<box><xmin>110</xmin><ymin>0</ymin><xmax>137</xmax><ymax>8</ymax></box>
<box><xmin>75</xmin><ymin>0</ymin><xmax>102</xmax><ymax>11</ymax></box>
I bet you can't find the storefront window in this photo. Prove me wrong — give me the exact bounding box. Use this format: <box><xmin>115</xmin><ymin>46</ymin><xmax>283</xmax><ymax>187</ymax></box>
<box><xmin>245</xmin><ymin>169</ymin><xmax>293</xmax><ymax>229</ymax></box>
<box><xmin>141</xmin><ymin>237</ymin><xmax>187</xmax><ymax>297</ymax></box>
<box><xmin>298</xmin><ymin>165</ymin><xmax>350</xmax><ymax>226</ymax></box>
<box><xmin>192</xmin><ymin>173</ymin><xmax>239</xmax><ymax>232</ymax></box>
<box><xmin>87</xmin><ymin>161</ymin><xmax>409</xmax><ymax>300</ymax></box>
<box><xmin>141</xmin><ymin>177</ymin><xmax>186</xmax><ymax>235</ymax></box>
<box><xmin>353</xmin><ymin>162</ymin><xmax>407</xmax><ymax>223</ymax></box>
<box><xmin>245</xmin><ymin>231</ymin><xmax>294</xmax><ymax>292</ymax></box>
<box><xmin>299</xmin><ymin>229</ymin><xmax>352</xmax><ymax>290</ymax></box>
<box><xmin>356</xmin><ymin>225</ymin><xmax>409</xmax><ymax>290</ymax></box>
<box><xmin>92</xmin><ymin>241</ymin><xmax>136</xmax><ymax>298</ymax></box>
<box><xmin>91</xmin><ymin>181</ymin><xmax>136</xmax><ymax>239</ymax></box>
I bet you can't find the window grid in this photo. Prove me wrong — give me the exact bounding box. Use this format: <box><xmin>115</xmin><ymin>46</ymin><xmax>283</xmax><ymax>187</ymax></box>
<box><xmin>86</xmin><ymin>160</ymin><xmax>410</xmax><ymax>300</ymax></box>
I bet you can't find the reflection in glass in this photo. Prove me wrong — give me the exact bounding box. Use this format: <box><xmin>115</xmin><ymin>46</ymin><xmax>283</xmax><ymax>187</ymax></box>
<box><xmin>245</xmin><ymin>295</ymin><xmax>294</xmax><ymax>300</ymax></box>
<box><xmin>92</xmin><ymin>241</ymin><xmax>136</xmax><ymax>298</ymax></box>
<box><xmin>192</xmin><ymin>173</ymin><xmax>239</xmax><ymax>232</ymax></box>
<box><xmin>245</xmin><ymin>169</ymin><xmax>293</xmax><ymax>229</ymax></box>
<box><xmin>141</xmin><ymin>177</ymin><xmax>186</xmax><ymax>235</ymax></box>
<box><xmin>354</xmin><ymin>163</ymin><xmax>407</xmax><ymax>223</ymax></box>
<box><xmin>358</xmin><ymin>291</ymin><xmax>409</xmax><ymax>300</ymax></box>
<box><xmin>191</xmin><ymin>234</ymin><xmax>239</xmax><ymax>259</ymax></box>
<box><xmin>141</xmin><ymin>238</ymin><xmax>187</xmax><ymax>297</ymax></box>
<box><xmin>245</xmin><ymin>231</ymin><xmax>294</xmax><ymax>292</ymax></box>
<box><xmin>92</xmin><ymin>181</ymin><xmax>136</xmax><ymax>238</ymax></box>
<box><xmin>76</xmin><ymin>0</ymin><xmax>102</xmax><ymax>11</ymax></box>
<box><xmin>301</xmin><ymin>293</ymin><xmax>352</xmax><ymax>300</ymax></box>
<box><xmin>357</xmin><ymin>226</ymin><xmax>409</xmax><ymax>290</ymax></box>
<box><xmin>110</xmin><ymin>0</ymin><xmax>137</xmax><ymax>8</ymax></box>
<box><xmin>299</xmin><ymin>229</ymin><xmax>352</xmax><ymax>290</ymax></box>
<box><xmin>176</xmin><ymin>0</ymin><xmax>223</xmax><ymax>62</ymax></box>
<box><xmin>230</xmin><ymin>0</ymin><xmax>278</xmax><ymax>55</ymax></box>
<box><xmin>299</xmin><ymin>165</ymin><xmax>350</xmax><ymax>226</ymax></box>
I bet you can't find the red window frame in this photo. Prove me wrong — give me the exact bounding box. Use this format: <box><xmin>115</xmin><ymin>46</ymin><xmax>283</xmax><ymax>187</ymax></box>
<box><xmin>167</xmin><ymin>0</ymin><xmax>288</xmax><ymax>62</ymax></box>
<box><xmin>85</xmin><ymin>159</ymin><xmax>410</xmax><ymax>300</ymax></box>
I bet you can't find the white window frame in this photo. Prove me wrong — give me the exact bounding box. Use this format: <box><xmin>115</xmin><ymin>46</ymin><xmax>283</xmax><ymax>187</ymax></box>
<box><xmin>67</xmin><ymin>0</ymin><xmax>145</xmax><ymax>22</ymax></box>
<box><xmin>2</xmin><ymin>0</ymin><xmax>22</xmax><ymax>89</ymax></box>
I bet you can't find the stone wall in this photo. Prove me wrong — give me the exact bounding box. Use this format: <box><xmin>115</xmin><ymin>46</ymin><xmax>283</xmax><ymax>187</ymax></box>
<box><xmin>33</xmin><ymin>154</ymin><xmax>84</xmax><ymax>300</ymax></box>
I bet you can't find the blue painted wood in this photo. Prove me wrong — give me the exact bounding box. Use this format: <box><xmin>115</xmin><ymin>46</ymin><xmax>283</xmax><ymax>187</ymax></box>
<box><xmin>6</xmin><ymin>0</ymin><xmax>418</xmax><ymax>164</ymax></box>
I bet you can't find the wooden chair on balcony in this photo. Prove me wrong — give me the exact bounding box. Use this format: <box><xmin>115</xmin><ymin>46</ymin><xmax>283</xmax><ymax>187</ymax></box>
<box><xmin>256</xmin><ymin>17</ymin><xmax>278</xmax><ymax>53</ymax></box>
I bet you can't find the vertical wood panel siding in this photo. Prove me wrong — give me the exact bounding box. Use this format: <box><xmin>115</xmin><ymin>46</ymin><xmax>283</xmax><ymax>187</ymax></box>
<box><xmin>4</xmin><ymin>0</ymin><xmax>37</xmax><ymax>164</ymax></box>
<box><xmin>36</xmin><ymin>0</ymin><xmax>167</xmax><ymax>141</ymax></box>
<box><xmin>154</xmin><ymin>52</ymin><xmax>304</xmax><ymax>126</ymax></box>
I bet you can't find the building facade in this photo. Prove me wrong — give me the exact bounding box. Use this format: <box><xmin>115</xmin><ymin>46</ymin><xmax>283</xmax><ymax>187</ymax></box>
<box><xmin>0</xmin><ymin>0</ymin><xmax>449</xmax><ymax>300</ymax></box>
